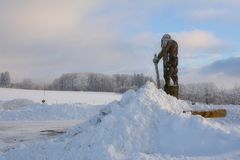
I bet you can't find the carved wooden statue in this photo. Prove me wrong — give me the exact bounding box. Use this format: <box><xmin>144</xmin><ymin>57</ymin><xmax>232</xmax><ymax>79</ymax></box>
<box><xmin>153</xmin><ymin>34</ymin><xmax>179</xmax><ymax>98</ymax></box>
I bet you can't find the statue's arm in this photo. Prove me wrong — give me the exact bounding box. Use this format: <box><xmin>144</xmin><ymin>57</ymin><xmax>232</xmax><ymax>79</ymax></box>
<box><xmin>157</xmin><ymin>44</ymin><xmax>169</xmax><ymax>60</ymax></box>
<box><xmin>153</xmin><ymin>49</ymin><xmax>165</xmax><ymax>64</ymax></box>
<box><xmin>153</xmin><ymin>41</ymin><xmax>170</xmax><ymax>64</ymax></box>
<box><xmin>157</xmin><ymin>49</ymin><xmax>164</xmax><ymax>60</ymax></box>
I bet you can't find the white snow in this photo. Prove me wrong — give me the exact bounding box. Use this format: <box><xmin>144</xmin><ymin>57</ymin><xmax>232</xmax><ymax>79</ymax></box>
<box><xmin>0</xmin><ymin>102</ymin><xmax>103</xmax><ymax>121</ymax></box>
<box><xmin>0</xmin><ymin>82</ymin><xmax>240</xmax><ymax>160</ymax></box>
<box><xmin>0</xmin><ymin>88</ymin><xmax>122</xmax><ymax>155</ymax></box>
<box><xmin>0</xmin><ymin>120</ymin><xmax>80</xmax><ymax>153</ymax></box>
<box><xmin>0</xmin><ymin>88</ymin><xmax>121</xmax><ymax>105</ymax></box>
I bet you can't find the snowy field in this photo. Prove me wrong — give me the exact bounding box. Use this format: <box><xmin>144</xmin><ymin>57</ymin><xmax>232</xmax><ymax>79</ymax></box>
<box><xmin>0</xmin><ymin>88</ymin><xmax>122</xmax><ymax>154</ymax></box>
<box><xmin>0</xmin><ymin>83</ymin><xmax>240</xmax><ymax>160</ymax></box>
<box><xmin>0</xmin><ymin>88</ymin><xmax>121</xmax><ymax>105</ymax></box>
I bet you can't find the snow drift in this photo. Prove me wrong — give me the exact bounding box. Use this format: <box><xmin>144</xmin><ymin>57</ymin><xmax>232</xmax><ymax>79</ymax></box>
<box><xmin>0</xmin><ymin>99</ymin><xmax>34</xmax><ymax>110</ymax></box>
<box><xmin>1</xmin><ymin>82</ymin><xmax>240</xmax><ymax>160</ymax></box>
<box><xmin>0</xmin><ymin>101</ymin><xmax>103</xmax><ymax>121</ymax></box>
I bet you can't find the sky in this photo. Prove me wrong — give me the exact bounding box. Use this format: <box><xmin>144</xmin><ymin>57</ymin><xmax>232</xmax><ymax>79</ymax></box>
<box><xmin>0</xmin><ymin>0</ymin><xmax>239</xmax><ymax>88</ymax></box>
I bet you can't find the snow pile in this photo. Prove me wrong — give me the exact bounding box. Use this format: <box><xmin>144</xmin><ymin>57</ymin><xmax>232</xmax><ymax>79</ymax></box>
<box><xmin>1</xmin><ymin>82</ymin><xmax>240</xmax><ymax>160</ymax></box>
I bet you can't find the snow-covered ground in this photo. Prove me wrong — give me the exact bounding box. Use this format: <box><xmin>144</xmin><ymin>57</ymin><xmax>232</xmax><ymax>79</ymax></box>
<box><xmin>0</xmin><ymin>83</ymin><xmax>240</xmax><ymax>160</ymax></box>
<box><xmin>0</xmin><ymin>88</ymin><xmax>121</xmax><ymax>155</ymax></box>
<box><xmin>0</xmin><ymin>88</ymin><xmax>121</xmax><ymax>105</ymax></box>
<box><xmin>0</xmin><ymin>120</ymin><xmax>80</xmax><ymax>153</ymax></box>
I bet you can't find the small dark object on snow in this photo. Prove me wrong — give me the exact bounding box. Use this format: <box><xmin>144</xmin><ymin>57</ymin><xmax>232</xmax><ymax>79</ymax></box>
<box><xmin>100</xmin><ymin>108</ymin><xmax>112</xmax><ymax>116</ymax></box>
<box><xmin>40</xmin><ymin>130</ymin><xmax>65</xmax><ymax>136</ymax></box>
<box><xmin>42</xmin><ymin>99</ymin><xmax>46</xmax><ymax>103</ymax></box>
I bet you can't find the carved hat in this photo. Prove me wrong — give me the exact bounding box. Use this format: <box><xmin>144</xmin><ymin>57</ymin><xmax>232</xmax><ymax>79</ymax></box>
<box><xmin>161</xmin><ymin>34</ymin><xmax>171</xmax><ymax>47</ymax></box>
<box><xmin>162</xmin><ymin>34</ymin><xmax>171</xmax><ymax>40</ymax></box>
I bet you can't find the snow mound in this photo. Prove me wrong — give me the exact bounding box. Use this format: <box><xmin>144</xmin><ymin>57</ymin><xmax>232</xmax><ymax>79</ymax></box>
<box><xmin>0</xmin><ymin>103</ymin><xmax>103</xmax><ymax>121</ymax></box>
<box><xmin>0</xmin><ymin>99</ymin><xmax>34</xmax><ymax>110</ymax></box>
<box><xmin>1</xmin><ymin>82</ymin><xmax>240</xmax><ymax>160</ymax></box>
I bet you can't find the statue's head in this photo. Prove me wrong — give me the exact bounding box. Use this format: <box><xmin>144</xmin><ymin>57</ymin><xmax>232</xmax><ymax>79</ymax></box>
<box><xmin>161</xmin><ymin>34</ymin><xmax>171</xmax><ymax>48</ymax></box>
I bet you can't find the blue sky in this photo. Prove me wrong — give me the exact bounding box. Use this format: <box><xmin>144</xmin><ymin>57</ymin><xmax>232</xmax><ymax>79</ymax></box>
<box><xmin>0</xmin><ymin>0</ymin><xmax>239</xmax><ymax>88</ymax></box>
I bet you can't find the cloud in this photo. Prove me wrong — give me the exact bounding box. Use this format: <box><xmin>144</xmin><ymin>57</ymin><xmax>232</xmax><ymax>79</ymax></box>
<box><xmin>0</xmin><ymin>0</ymin><xmax>123</xmax><ymax>81</ymax></box>
<box><xmin>0</xmin><ymin>0</ymin><xmax>239</xmax><ymax>87</ymax></box>
<box><xmin>187</xmin><ymin>8</ymin><xmax>229</xmax><ymax>22</ymax></box>
<box><xmin>173</xmin><ymin>30</ymin><xmax>224</xmax><ymax>54</ymax></box>
<box><xmin>200</xmin><ymin>57</ymin><xmax>240</xmax><ymax>77</ymax></box>
<box><xmin>181</xmin><ymin>69</ymin><xmax>240</xmax><ymax>89</ymax></box>
<box><xmin>179</xmin><ymin>57</ymin><xmax>240</xmax><ymax>88</ymax></box>
<box><xmin>167</xmin><ymin>29</ymin><xmax>229</xmax><ymax>69</ymax></box>
<box><xmin>185</xmin><ymin>5</ymin><xmax>240</xmax><ymax>23</ymax></box>
<box><xmin>0</xmin><ymin>0</ymin><xmax>102</xmax><ymax>40</ymax></box>
<box><xmin>0</xmin><ymin>0</ymin><xmax>167</xmax><ymax>82</ymax></box>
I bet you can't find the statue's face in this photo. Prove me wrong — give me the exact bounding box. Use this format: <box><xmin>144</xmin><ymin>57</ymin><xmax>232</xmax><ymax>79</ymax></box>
<box><xmin>161</xmin><ymin>39</ymin><xmax>168</xmax><ymax>48</ymax></box>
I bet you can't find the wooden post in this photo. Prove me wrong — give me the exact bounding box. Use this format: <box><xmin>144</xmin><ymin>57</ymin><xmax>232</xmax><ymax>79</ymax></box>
<box><xmin>164</xmin><ymin>85</ymin><xmax>179</xmax><ymax>99</ymax></box>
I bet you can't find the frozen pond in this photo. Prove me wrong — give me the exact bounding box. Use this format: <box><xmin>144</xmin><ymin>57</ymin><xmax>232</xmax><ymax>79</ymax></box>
<box><xmin>0</xmin><ymin>120</ymin><xmax>81</xmax><ymax>153</ymax></box>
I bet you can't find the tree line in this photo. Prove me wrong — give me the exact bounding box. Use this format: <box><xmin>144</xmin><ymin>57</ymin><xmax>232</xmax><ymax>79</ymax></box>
<box><xmin>179</xmin><ymin>83</ymin><xmax>240</xmax><ymax>105</ymax></box>
<box><xmin>0</xmin><ymin>71</ymin><xmax>11</xmax><ymax>87</ymax></box>
<box><xmin>1</xmin><ymin>71</ymin><xmax>240</xmax><ymax>105</ymax></box>
<box><xmin>48</xmin><ymin>73</ymin><xmax>152</xmax><ymax>93</ymax></box>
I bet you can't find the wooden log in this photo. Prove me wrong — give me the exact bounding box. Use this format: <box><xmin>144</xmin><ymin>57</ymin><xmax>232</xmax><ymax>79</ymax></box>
<box><xmin>183</xmin><ymin>109</ymin><xmax>227</xmax><ymax>118</ymax></box>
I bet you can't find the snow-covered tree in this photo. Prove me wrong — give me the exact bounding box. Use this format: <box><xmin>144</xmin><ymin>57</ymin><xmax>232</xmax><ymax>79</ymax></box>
<box><xmin>19</xmin><ymin>78</ymin><xmax>34</xmax><ymax>89</ymax></box>
<box><xmin>0</xmin><ymin>71</ymin><xmax>11</xmax><ymax>87</ymax></box>
<box><xmin>49</xmin><ymin>72</ymin><xmax>151</xmax><ymax>93</ymax></box>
